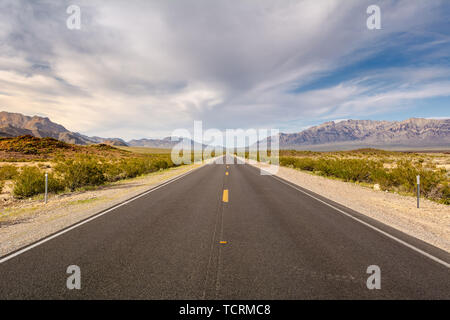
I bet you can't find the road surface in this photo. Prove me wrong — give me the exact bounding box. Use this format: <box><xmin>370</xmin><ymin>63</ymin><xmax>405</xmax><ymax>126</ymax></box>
<box><xmin>0</xmin><ymin>155</ymin><xmax>449</xmax><ymax>299</ymax></box>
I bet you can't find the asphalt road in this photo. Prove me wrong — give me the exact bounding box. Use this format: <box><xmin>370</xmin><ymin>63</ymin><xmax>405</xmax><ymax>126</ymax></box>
<box><xmin>0</xmin><ymin>155</ymin><xmax>449</xmax><ymax>299</ymax></box>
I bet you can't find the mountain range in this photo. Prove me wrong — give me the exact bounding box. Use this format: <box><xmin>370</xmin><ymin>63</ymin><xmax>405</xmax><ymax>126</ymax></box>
<box><xmin>0</xmin><ymin>111</ymin><xmax>449</xmax><ymax>150</ymax></box>
<box><xmin>0</xmin><ymin>111</ymin><xmax>202</xmax><ymax>148</ymax></box>
<box><xmin>0</xmin><ymin>111</ymin><xmax>128</xmax><ymax>146</ymax></box>
<box><xmin>127</xmin><ymin>137</ymin><xmax>205</xmax><ymax>149</ymax></box>
<box><xmin>271</xmin><ymin>118</ymin><xmax>450</xmax><ymax>150</ymax></box>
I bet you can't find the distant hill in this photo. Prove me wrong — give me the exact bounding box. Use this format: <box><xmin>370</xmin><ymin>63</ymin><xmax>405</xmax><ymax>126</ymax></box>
<box><xmin>0</xmin><ymin>111</ymin><xmax>197</xmax><ymax>148</ymax></box>
<box><xmin>0</xmin><ymin>111</ymin><xmax>128</xmax><ymax>146</ymax></box>
<box><xmin>0</xmin><ymin>135</ymin><xmax>131</xmax><ymax>160</ymax></box>
<box><xmin>81</xmin><ymin>135</ymin><xmax>128</xmax><ymax>146</ymax></box>
<box><xmin>2</xmin><ymin>112</ymin><xmax>448</xmax><ymax>150</ymax></box>
<box><xmin>261</xmin><ymin>118</ymin><xmax>450</xmax><ymax>150</ymax></box>
<box><xmin>128</xmin><ymin>137</ymin><xmax>178</xmax><ymax>148</ymax></box>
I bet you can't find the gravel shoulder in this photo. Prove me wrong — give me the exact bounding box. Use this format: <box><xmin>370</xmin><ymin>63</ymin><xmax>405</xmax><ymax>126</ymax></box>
<box><xmin>242</xmin><ymin>158</ymin><xmax>450</xmax><ymax>252</ymax></box>
<box><xmin>0</xmin><ymin>163</ymin><xmax>202</xmax><ymax>257</ymax></box>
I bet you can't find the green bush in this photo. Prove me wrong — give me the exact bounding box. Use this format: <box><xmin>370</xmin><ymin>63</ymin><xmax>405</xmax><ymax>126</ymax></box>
<box><xmin>54</xmin><ymin>155</ymin><xmax>174</xmax><ymax>190</ymax></box>
<box><xmin>441</xmin><ymin>183</ymin><xmax>450</xmax><ymax>205</ymax></box>
<box><xmin>0</xmin><ymin>165</ymin><xmax>18</xmax><ymax>180</ymax></box>
<box><xmin>13</xmin><ymin>167</ymin><xmax>44</xmax><ymax>197</ymax></box>
<box><xmin>386</xmin><ymin>161</ymin><xmax>446</xmax><ymax>199</ymax></box>
<box><xmin>110</xmin><ymin>157</ymin><xmax>173</xmax><ymax>181</ymax></box>
<box><xmin>55</xmin><ymin>157</ymin><xmax>106</xmax><ymax>191</ymax></box>
<box><xmin>151</xmin><ymin>159</ymin><xmax>170</xmax><ymax>170</ymax></box>
<box><xmin>11</xmin><ymin>154</ymin><xmax>176</xmax><ymax>198</ymax></box>
<box><xmin>13</xmin><ymin>167</ymin><xmax>64</xmax><ymax>198</ymax></box>
<box><xmin>103</xmin><ymin>161</ymin><xmax>126</xmax><ymax>182</ymax></box>
<box><xmin>12</xmin><ymin>167</ymin><xmax>63</xmax><ymax>198</ymax></box>
<box><xmin>280</xmin><ymin>157</ymin><xmax>381</xmax><ymax>183</ymax></box>
<box><xmin>279</xmin><ymin>156</ymin><xmax>448</xmax><ymax>203</ymax></box>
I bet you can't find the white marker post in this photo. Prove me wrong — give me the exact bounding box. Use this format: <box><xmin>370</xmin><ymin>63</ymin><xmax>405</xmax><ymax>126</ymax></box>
<box><xmin>416</xmin><ymin>175</ymin><xmax>420</xmax><ymax>208</ymax></box>
<box><xmin>45</xmin><ymin>173</ymin><xmax>48</xmax><ymax>204</ymax></box>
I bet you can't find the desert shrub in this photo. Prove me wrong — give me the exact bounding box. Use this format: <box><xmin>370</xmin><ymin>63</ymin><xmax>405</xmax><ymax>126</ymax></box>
<box><xmin>441</xmin><ymin>183</ymin><xmax>450</xmax><ymax>205</ymax></box>
<box><xmin>11</xmin><ymin>153</ymin><xmax>177</xmax><ymax>198</ymax></box>
<box><xmin>55</xmin><ymin>157</ymin><xmax>106</xmax><ymax>191</ymax></box>
<box><xmin>313</xmin><ymin>158</ymin><xmax>381</xmax><ymax>183</ymax></box>
<box><xmin>152</xmin><ymin>159</ymin><xmax>170</xmax><ymax>170</ymax></box>
<box><xmin>279</xmin><ymin>157</ymin><xmax>296</xmax><ymax>167</ymax></box>
<box><xmin>48</xmin><ymin>174</ymin><xmax>65</xmax><ymax>194</ymax></box>
<box><xmin>280</xmin><ymin>157</ymin><xmax>316</xmax><ymax>171</ymax></box>
<box><xmin>387</xmin><ymin>160</ymin><xmax>418</xmax><ymax>191</ymax></box>
<box><xmin>12</xmin><ymin>167</ymin><xmax>63</xmax><ymax>197</ymax></box>
<box><xmin>121</xmin><ymin>159</ymin><xmax>144</xmax><ymax>178</ymax></box>
<box><xmin>370</xmin><ymin>167</ymin><xmax>392</xmax><ymax>189</ymax></box>
<box><xmin>13</xmin><ymin>167</ymin><xmax>44</xmax><ymax>197</ymax></box>
<box><xmin>280</xmin><ymin>157</ymin><xmax>381</xmax><ymax>183</ymax></box>
<box><xmin>0</xmin><ymin>165</ymin><xmax>18</xmax><ymax>180</ymax></box>
<box><xmin>0</xmin><ymin>180</ymin><xmax>4</xmax><ymax>193</ymax></box>
<box><xmin>416</xmin><ymin>169</ymin><xmax>445</xmax><ymax>199</ymax></box>
<box><xmin>115</xmin><ymin>157</ymin><xmax>173</xmax><ymax>179</ymax></box>
<box><xmin>295</xmin><ymin>158</ymin><xmax>317</xmax><ymax>171</ymax></box>
<box><xmin>121</xmin><ymin>158</ymin><xmax>151</xmax><ymax>178</ymax></box>
<box><xmin>278</xmin><ymin>156</ymin><xmax>448</xmax><ymax>203</ymax></box>
<box><xmin>103</xmin><ymin>161</ymin><xmax>126</xmax><ymax>182</ymax></box>
<box><xmin>386</xmin><ymin>161</ymin><xmax>446</xmax><ymax>199</ymax></box>
<box><xmin>55</xmin><ymin>155</ymin><xmax>174</xmax><ymax>188</ymax></box>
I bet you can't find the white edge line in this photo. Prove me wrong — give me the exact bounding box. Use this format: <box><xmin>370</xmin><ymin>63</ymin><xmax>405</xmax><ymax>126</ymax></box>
<box><xmin>0</xmin><ymin>164</ymin><xmax>206</xmax><ymax>264</ymax></box>
<box><xmin>234</xmin><ymin>153</ymin><xmax>450</xmax><ymax>269</ymax></box>
<box><xmin>268</xmin><ymin>174</ymin><xmax>450</xmax><ymax>269</ymax></box>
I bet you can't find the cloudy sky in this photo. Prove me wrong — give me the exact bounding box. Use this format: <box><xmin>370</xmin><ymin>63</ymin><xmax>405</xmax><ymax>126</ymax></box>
<box><xmin>0</xmin><ymin>0</ymin><xmax>449</xmax><ymax>140</ymax></box>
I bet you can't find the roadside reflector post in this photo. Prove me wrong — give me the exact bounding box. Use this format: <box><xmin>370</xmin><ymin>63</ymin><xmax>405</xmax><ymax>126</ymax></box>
<box><xmin>416</xmin><ymin>175</ymin><xmax>420</xmax><ymax>208</ymax></box>
<box><xmin>45</xmin><ymin>172</ymin><xmax>48</xmax><ymax>204</ymax></box>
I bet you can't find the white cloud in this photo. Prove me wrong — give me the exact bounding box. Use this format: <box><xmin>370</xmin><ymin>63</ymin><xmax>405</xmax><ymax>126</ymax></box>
<box><xmin>426</xmin><ymin>117</ymin><xmax>449</xmax><ymax>120</ymax></box>
<box><xmin>0</xmin><ymin>0</ymin><xmax>448</xmax><ymax>139</ymax></box>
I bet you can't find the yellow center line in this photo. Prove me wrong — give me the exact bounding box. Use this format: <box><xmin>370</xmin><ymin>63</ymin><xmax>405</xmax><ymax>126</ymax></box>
<box><xmin>222</xmin><ymin>189</ymin><xmax>229</xmax><ymax>203</ymax></box>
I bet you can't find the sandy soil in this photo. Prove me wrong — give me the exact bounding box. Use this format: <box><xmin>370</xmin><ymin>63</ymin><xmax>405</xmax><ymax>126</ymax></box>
<box><xmin>0</xmin><ymin>163</ymin><xmax>202</xmax><ymax>256</ymax></box>
<box><xmin>242</xmin><ymin>158</ymin><xmax>450</xmax><ymax>252</ymax></box>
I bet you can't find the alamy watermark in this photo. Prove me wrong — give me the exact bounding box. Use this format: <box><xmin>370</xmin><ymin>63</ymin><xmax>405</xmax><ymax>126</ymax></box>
<box><xmin>66</xmin><ymin>5</ymin><xmax>81</xmax><ymax>30</ymax></box>
<box><xmin>366</xmin><ymin>265</ymin><xmax>381</xmax><ymax>289</ymax></box>
<box><xmin>66</xmin><ymin>265</ymin><xmax>81</xmax><ymax>290</ymax></box>
<box><xmin>367</xmin><ymin>5</ymin><xmax>381</xmax><ymax>30</ymax></box>
<box><xmin>65</xmin><ymin>4</ymin><xmax>380</xmax><ymax>31</ymax></box>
